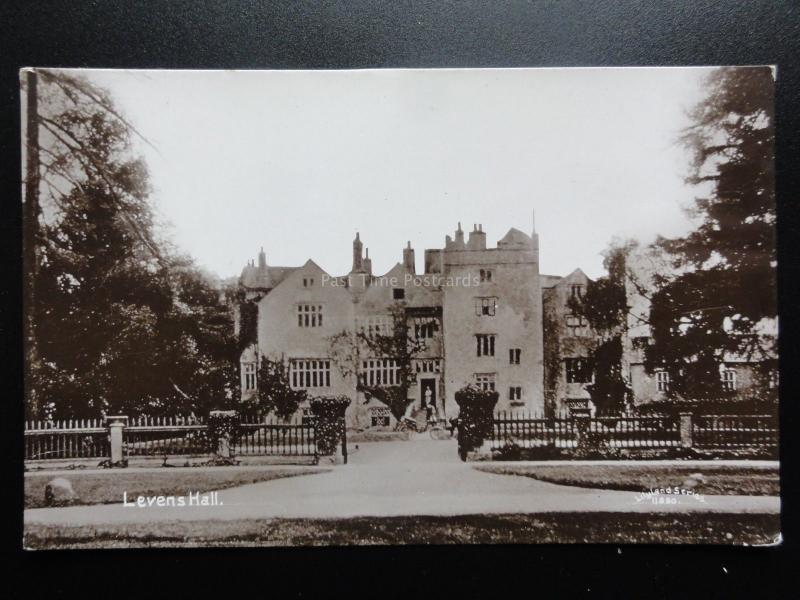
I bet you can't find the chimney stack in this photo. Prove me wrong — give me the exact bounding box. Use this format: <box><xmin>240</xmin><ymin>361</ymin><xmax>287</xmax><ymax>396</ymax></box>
<box><xmin>403</xmin><ymin>241</ymin><xmax>416</xmax><ymax>273</ymax></box>
<box><xmin>467</xmin><ymin>223</ymin><xmax>487</xmax><ymax>250</ymax></box>
<box><xmin>363</xmin><ymin>247</ymin><xmax>372</xmax><ymax>276</ymax></box>
<box><xmin>352</xmin><ymin>232</ymin><xmax>363</xmax><ymax>272</ymax></box>
<box><xmin>454</xmin><ymin>222</ymin><xmax>465</xmax><ymax>249</ymax></box>
<box><xmin>258</xmin><ymin>247</ymin><xmax>266</xmax><ymax>269</ymax></box>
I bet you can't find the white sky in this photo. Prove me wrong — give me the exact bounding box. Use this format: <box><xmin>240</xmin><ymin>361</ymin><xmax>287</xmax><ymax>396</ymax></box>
<box><xmin>79</xmin><ymin>67</ymin><xmax>709</xmax><ymax>280</ymax></box>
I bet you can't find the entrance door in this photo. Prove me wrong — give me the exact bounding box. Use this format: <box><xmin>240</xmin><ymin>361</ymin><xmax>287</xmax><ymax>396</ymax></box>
<box><xmin>420</xmin><ymin>378</ymin><xmax>436</xmax><ymax>409</ymax></box>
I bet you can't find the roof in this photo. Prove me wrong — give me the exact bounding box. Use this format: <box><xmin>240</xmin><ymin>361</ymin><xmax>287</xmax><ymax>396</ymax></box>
<box><xmin>497</xmin><ymin>227</ymin><xmax>533</xmax><ymax>247</ymax></box>
<box><xmin>240</xmin><ymin>264</ymin><xmax>299</xmax><ymax>289</ymax></box>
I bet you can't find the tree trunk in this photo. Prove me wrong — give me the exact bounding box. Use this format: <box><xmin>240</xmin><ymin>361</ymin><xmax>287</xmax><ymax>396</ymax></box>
<box><xmin>23</xmin><ymin>68</ymin><xmax>41</xmax><ymax>419</ymax></box>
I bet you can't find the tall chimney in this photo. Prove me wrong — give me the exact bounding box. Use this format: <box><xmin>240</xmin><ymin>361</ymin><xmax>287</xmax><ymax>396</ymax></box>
<box><xmin>403</xmin><ymin>241</ymin><xmax>416</xmax><ymax>273</ymax></box>
<box><xmin>352</xmin><ymin>232</ymin><xmax>363</xmax><ymax>272</ymax></box>
<box><xmin>363</xmin><ymin>247</ymin><xmax>372</xmax><ymax>276</ymax></box>
<box><xmin>258</xmin><ymin>246</ymin><xmax>266</xmax><ymax>269</ymax></box>
<box><xmin>454</xmin><ymin>222</ymin><xmax>465</xmax><ymax>249</ymax></box>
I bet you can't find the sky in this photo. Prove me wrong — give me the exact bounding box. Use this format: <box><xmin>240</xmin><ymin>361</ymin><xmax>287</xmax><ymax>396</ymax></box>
<box><xmin>78</xmin><ymin>67</ymin><xmax>710</xmax><ymax>280</ymax></box>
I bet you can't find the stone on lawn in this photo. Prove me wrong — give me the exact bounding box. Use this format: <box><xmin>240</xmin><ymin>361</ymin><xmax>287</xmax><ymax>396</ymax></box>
<box><xmin>44</xmin><ymin>477</ymin><xmax>78</xmax><ymax>507</ymax></box>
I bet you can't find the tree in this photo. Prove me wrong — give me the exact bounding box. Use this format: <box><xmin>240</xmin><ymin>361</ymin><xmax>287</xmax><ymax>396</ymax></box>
<box><xmin>328</xmin><ymin>303</ymin><xmax>427</xmax><ymax>422</ymax></box>
<box><xmin>645</xmin><ymin>67</ymin><xmax>776</xmax><ymax>400</ymax></box>
<box><xmin>25</xmin><ymin>70</ymin><xmax>238</xmax><ymax>418</ymax></box>
<box><xmin>252</xmin><ymin>357</ymin><xmax>308</xmax><ymax>420</ymax></box>
<box><xmin>568</xmin><ymin>240</ymin><xmax>636</xmax><ymax>414</ymax></box>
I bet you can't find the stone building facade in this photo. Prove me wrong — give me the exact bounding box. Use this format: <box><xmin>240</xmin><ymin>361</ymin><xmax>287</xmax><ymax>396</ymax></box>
<box><xmin>237</xmin><ymin>221</ymin><xmax>589</xmax><ymax>427</ymax></box>
<box><xmin>236</xmin><ymin>225</ymin><xmax>777</xmax><ymax>427</ymax></box>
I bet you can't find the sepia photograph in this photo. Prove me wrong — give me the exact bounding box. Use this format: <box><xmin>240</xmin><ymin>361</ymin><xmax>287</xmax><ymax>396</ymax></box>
<box><xmin>21</xmin><ymin>66</ymin><xmax>778</xmax><ymax>549</ymax></box>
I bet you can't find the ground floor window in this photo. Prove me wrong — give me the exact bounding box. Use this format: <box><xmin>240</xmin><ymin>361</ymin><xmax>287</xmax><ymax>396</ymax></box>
<box><xmin>474</xmin><ymin>373</ymin><xmax>496</xmax><ymax>392</ymax></box>
<box><xmin>655</xmin><ymin>369</ymin><xmax>670</xmax><ymax>392</ymax></box>
<box><xmin>361</xmin><ymin>358</ymin><xmax>401</xmax><ymax>386</ymax></box>
<box><xmin>289</xmin><ymin>359</ymin><xmax>331</xmax><ymax>389</ymax></box>
<box><xmin>722</xmin><ymin>368</ymin><xmax>737</xmax><ymax>391</ymax></box>
<box><xmin>242</xmin><ymin>361</ymin><xmax>257</xmax><ymax>391</ymax></box>
<box><xmin>565</xmin><ymin>357</ymin><xmax>592</xmax><ymax>384</ymax></box>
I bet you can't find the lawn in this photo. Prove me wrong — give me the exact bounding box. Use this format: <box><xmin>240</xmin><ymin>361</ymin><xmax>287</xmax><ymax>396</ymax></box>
<box><xmin>24</xmin><ymin>512</ymin><xmax>780</xmax><ymax>548</ymax></box>
<box><xmin>24</xmin><ymin>467</ymin><xmax>329</xmax><ymax>509</ymax></box>
<box><xmin>474</xmin><ymin>464</ymin><xmax>779</xmax><ymax>496</ymax></box>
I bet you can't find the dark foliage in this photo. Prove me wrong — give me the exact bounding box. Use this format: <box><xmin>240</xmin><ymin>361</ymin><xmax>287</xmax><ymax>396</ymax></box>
<box><xmin>454</xmin><ymin>385</ymin><xmax>499</xmax><ymax>460</ymax></box>
<box><xmin>27</xmin><ymin>71</ymin><xmax>238</xmax><ymax>418</ymax></box>
<box><xmin>645</xmin><ymin>67</ymin><xmax>776</xmax><ymax>400</ymax></box>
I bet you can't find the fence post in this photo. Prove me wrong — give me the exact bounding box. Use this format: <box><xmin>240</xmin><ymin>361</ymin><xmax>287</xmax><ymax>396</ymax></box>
<box><xmin>679</xmin><ymin>412</ymin><xmax>693</xmax><ymax>448</ymax></box>
<box><xmin>105</xmin><ymin>415</ymin><xmax>128</xmax><ymax>465</ymax></box>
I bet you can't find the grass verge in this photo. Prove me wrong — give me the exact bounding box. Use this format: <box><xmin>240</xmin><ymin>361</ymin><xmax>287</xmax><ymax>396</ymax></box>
<box><xmin>24</xmin><ymin>512</ymin><xmax>780</xmax><ymax>548</ymax></box>
<box><xmin>25</xmin><ymin>467</ymin><xmax>330</xmax><ymax>509</ymax></box>
<box><xmin>474</xmin><ymin>464</ymin><xmax>779</xmax><ymax>496</ymax></box>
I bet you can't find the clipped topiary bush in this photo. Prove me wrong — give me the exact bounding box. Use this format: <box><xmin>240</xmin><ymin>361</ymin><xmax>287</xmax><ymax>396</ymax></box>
<box><xmin>454</xmin><ymin>385</ymin><xmax>499</xmax><ymax>461</ymax></box>
<box><xmin>309</xmin><ymin>395</ymin><xmax>351</xmax><ymax>456</ymax></box>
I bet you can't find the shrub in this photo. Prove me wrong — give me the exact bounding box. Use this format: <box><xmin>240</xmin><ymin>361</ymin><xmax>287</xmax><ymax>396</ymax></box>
<box><xmin>309</xmin><ymin>395</ymin><xmax>351</xmax><ymax>455</ymax></box>
<box><xmin>454</xmin><ymin>385</ymin><xmax>499</xmax><ymax>460</ymax></box>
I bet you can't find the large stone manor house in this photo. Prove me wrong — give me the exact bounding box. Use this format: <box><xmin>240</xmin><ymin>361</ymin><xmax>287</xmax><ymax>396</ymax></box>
<box><xmin>235</xmin><ymin>222</ymin><xmax>776</xmax><ymax>429</ymax></box>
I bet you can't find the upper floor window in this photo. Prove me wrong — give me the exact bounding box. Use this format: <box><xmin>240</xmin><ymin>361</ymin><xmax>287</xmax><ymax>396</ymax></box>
<box><xmin>475</xmin><ymin>297</ymin><xmax>497</xmax><ymax>316</ymax></box>
<box><xmin>722</xmin><ymin>368</ymin><xmax>737</xmax><ymax>391</ymax></box>
<box><xmin>565</xmin><ymin>357</ymin><xmax>592</xmax><ymax>384</ymax></box>
<box><xmin>414</xmin><ymin>359</ymin><xmax>442</xmax><ymax>374</ymax></box>
<box><xmin>565</xmin><ymin>314</ymin><xmax>588</xmax><ymax>336</ymax></box>
<box><xmin>303</xmin><ymin>277</ymin><xmax>314</xmax><ymax>288</ymax></box>
<box><xmin>242</xmin><ymin>362</ymin><xmax>257</xmax><ymax>391</ymax></box>
<box><xmin>297</xmin><ymin>304</ymin><xmax>323</xmax><ymax>327</ymax></box>
<box><xmin>509</xmin><ymin>348</ymin><xmax>521</xmax><ymax>365</ymax></box>
<box><xmin>632</xmin><ymin>336</ymin><xmax>650</xmax><ymax>351</ymax></box>
<box><xmin>570</xmin><ymin>284</ymin><xmax>584</xmax><ymax>300</ymax></box>
<box><xmin>655</xmin><ymin>369</ymin><xmax>670</xmax><ymax>392</ymax></box>
<box><xmin>508</xmin><ymin>386</ymin><xmax>522</xmax><ymax>401</ymax></box>
<box><xmin>358</xmin><ymin>315</ymin><xmax>393</xmax><ymax>338</ymax></box>
<box><xmin>414</xmin><ymin>318</ymin><xmax>438</xmax><ymax>339</ymax></box>
<box><xmin>479</xmin><ymin>269</ymin><xmax>493</xmax><ymax>283</ymax></box>
<box><xmin>393</xmin><ymin>288</ymin><xmax>405</xmax><ymax>300</ymax></box>
<box><xmin>474</xmin><ymin>373</ymin><xmax>496</xmax><ymax>392</ymax></box>
<box><xmin>476</xmin><ymin>334</ymin><xmax>496</xmax><ymax>357</ymax></box>
<box><xmin>289</xmin><ymin>359</ymin><xmax>331</xmax><ymax>389</ymax></box>
<box><xmin>360</xmin><ymin>358</ymin><xmax>401</xmax><ymax>387</ymax></box>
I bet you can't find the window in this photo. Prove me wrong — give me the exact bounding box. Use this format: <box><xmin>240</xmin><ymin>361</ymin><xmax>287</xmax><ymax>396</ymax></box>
<box><xmin>357</xmin><ymin>315</ymin><xmax>393</xmax><ymax>338</ymax></box>
<box><xmin>361</xmin><ymin>358</ymin><xmax>401</xmax><ymax>387</ymax></box>
<box><xmin>509</xmin><ymin>348</ymin><xmax>521</xmax><ymax>365</ymax></box>
<box><xmin>289</xmin><ymin>359</ymin><xmax>331</xmax><ymax>389</ymax></box>
<box><xmin>414</xmin><ymin>359</ymin><xmax>442</xmax><ymax>373</ymax></box>
<box><xmin>479</xmin><ymin>269</ymin><xmax>493</xmax><ymax>283</ymax></box>
<box><xmin>475</xmin><ymin>373</ymin><xmax>496</xmax><ymax>392</ymax></box>
<box><xmin>570</xmin><ymin>284</ymin><xmax>584</xmax><ymax>300</ymax></box>
<box><xmin>565</xmin><ymin>314</ymin><xmax>588</xmax><ymax>336</ymax></box>
<box><xmin>242</xmin><ymin>362</ymin><xmax>257</xmax><ymax>391</ymax></box>
<box><xmin>393</xmin><ymin>288</ymin><xmax>405</xmax><ymax>300</ymax></box>
<box><xmin>474</xmin><ymin>297</ymin><xmax>497</xmax><ymax>316</ymax></box>
<box><xmin>302</xmin><ymin>277</ymin><xmax>314</xmax><ymax>287</ymax></box>
<box><xmin>476</xmin><ymin>334</ymin><xmax>496</xmax><ymax>357</ymax></box>
<box><xmin>768</xmin><ymin>369</ymin><xmax>779</xmax><ymax>389</ymax></box>
<box><xmin>565</xmin><ymin>358</ymin><xmax>592</xmax><ymax>384</ymax></box>
<box><xmin>414</xmin><ymin>318</ymin><xmax>438</xmax><ymax>339</ymax></box>
<box><xmin>508</xmin><ymin>386</ymin><xmax>522</xmax><ymax>401</ymax></box>
<box><xmin>632</xmin><ymin>336</ymin><xmax>650</xmax><ymax>350</ymax></box>
<box><xmin>371</xmin><ymin>415</ymin><xmax>390</xmax><ymax>427</ymax></box>
<box><xmin>722</xmin><ymin>368</ymin><xmax>737</xmax><ymax>391</ymax></box>
<box><xmin>297</xmin><ymin>304</ymin><xmax>323</xmax><ymax>327</ymax></box>
<box><xmin>656</xmin><ymin>369</ymin><xmax>670</xmax><ymax>392</ymax></box>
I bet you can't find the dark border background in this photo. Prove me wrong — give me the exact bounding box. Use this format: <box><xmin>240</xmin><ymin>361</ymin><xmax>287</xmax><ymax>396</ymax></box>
<box><xmin>1</xmin><ymin>1</ymin><xmax>798</xmax><ymax>596</ymax></box>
